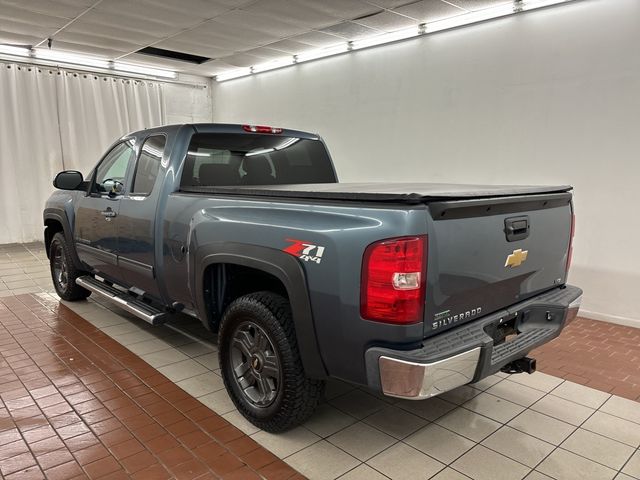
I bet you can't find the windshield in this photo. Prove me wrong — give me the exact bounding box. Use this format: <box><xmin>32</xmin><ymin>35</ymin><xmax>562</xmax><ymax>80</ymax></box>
<box><xmin>180</xmin><ymin>133</ymin><xmax>337</xmax><ymax>187</ymax></box>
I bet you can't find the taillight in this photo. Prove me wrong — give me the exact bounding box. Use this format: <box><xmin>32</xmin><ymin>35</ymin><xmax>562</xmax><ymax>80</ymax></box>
<box><xmin>242</xmin><ymin>124</ymin><xmax>283</xmax><ymax>134</ymax></box>
<box><xmin>566</xmin><ymin>213</ymin><xmax>575</xmax><ymax>272</ymax></box>
<box><xmin>361</xmin><ymin>236</ymin><xmax>427</xmax><ymax>324</ymax></box>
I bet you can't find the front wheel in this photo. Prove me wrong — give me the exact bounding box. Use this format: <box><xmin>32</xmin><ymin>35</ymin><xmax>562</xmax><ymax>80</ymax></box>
<box><xmin>49</xmin><ymin>232</ymin><xmax>91</xmax><ymax>301</ymax></box>
<box><xmin>218</xmin><ymin>291</ymin><xmax>324</xmax><ymax>433</ymax></box>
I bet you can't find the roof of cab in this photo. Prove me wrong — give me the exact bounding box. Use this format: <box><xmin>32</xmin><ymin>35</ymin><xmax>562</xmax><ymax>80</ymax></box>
<box><xmin>125</xmin><ymin>123</ymin><xmax>320</xmax><ymax>140</ymax></box>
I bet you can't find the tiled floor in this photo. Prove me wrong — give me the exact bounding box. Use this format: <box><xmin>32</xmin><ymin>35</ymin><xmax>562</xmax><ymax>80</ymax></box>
<box><xmin>2</xmin><ymin>242</ymin><xmax>640</xmax><ymax>480</ymax></box>
<box><xmin>0</xmin><ymin>294</ymin><xmax>301</xmax><ymax>479</ymax></box>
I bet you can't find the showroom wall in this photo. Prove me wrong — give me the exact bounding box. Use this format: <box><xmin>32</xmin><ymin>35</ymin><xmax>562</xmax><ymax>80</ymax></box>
<box><xmin>212</xmin><ymin>0</ymin><xmax>640</xmax><ymax>326</ymax></box>
<box><xmin>0</xmin><ymin>65</ymin><xmax>211</xmax><ymax>244</ymax></box>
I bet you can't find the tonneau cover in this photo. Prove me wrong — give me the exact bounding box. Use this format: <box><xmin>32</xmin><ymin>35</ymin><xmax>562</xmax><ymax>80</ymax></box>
<box><xmin>180</xmin><ymin>182</ymin><xmax>572</xmax><ymax>203</ymax></box>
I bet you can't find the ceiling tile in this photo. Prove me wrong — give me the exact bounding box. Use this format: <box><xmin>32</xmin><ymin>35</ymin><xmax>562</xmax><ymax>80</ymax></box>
<box><xmin>38</xmin><ymin>40</ymin><xmax>127</xmax><ymax>58</ymax></box>
<box><xmin>0</xmin><ymin>30</ymin><xmax>41</xmax><ymax>46</ymax></box>
<box><xmin>94</xmin><ymin>0</ymin><xmax>204</xmax><ymax>29</ymax></box>
<box><xmin>445</xmin><ymin>0</ymin><xmax>512</xmax><ymax>11</ymax></box>
<box><xmin>211</xmin><ymin>9</ymin><xmax>306</xmax><ymax>38</ymax></box>
<box><xmin>64</xmin><ymin>22</ymin><xmax>160</xmax><ymax>46</ymax></box>
<box><xmin>287</xmin><ymin>31</ymin><xmax>345</xmax><ymax>48</ymax></box>
<box><xmin>142</xmin><ymin>0</ymin><xmax>232</xmax><ymax>18</ymax></box>
<box><xmin>0</xmin><ymin>0</ymin><xmax>93</xmax><ymax>20</ymax></box>
<box><xmin>0</xmin><ymin>18</ymin><xmax>59</xmax><ymax>41</ymax></box>
<box><xmin>0</xmin><ymin>3</ymin><xmax>69</xmax><ymax>27</ymax></box>
<box><xmin>297</xmin><ymin>0</ymin><xmax>381</xmax><ymax>19</ymax></box>
<box><xmin>354</xmin><ymin>10</ymin><xmax>417</xmax><ymax>31</ymax></box>
<box><xmin>119</xmin><ymin>52</ymin><xmax>212</xmax><ymax>70</ymax></box>
<box><xmin>217</xmin><ymin>52</ymin><xmax>264</xmax><ymax>67</ymax></box>
<box><xmin>364</xmin><ymin>0</ymin><xmax>418</xmax><ymax>8</ymax></box>
<box><xmin>77</xmin><ymin>10</ymin><xmax>185</xmax><ymax>37</ymax></box>
<box><xmin>261</xmin><ymin>39</ymin><xmax>316</xmax><ymax>54</ymax></box>
<box><xmin>321</xmin><ymin>21</ymin><xmax>381</xmax><ymax>40</ymax></box>
<box><xmin>191</xmin><ymin>58</ymin><xmax>241</xmax><ymax>75</ymax></box>
<box><xmin>242</xmin><ymin>46</ymin><xmax>293</xmax><ymax>60</ymax></box>
<box><xmin>53</xmin><ymin>31</ymin><xmax>139</xmax><ymax>53</ymax></box>
<box><xmin>394</xmin><ymin>0</ymin><xmax>466</xmax><ymax>22</ymax></box>
<box><xmin>244</xmin><ymin>0</ymin><xmax>341</xmax><ymax>29</ymax></box>
<box><xmin>171</xmin><ymin>23</ymin><xmax>275</xmax><ymax>51</ymax></box>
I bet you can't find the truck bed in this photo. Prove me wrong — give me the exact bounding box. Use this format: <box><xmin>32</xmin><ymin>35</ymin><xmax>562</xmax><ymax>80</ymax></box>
<box><xmin>179</xmin><ymin>182</ymin><xmax>572</xmax><ymax>203</ymax></box>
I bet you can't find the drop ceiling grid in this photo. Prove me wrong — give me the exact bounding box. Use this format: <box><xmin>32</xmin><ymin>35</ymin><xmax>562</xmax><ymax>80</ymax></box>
<box><xmin>0</xmin><ymin>0</ymin><xmax>515</xmax><ymax>75</ymax></box>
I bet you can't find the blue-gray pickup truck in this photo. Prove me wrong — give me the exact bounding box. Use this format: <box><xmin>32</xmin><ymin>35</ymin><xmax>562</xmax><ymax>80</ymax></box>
<box><xmin>44</xmin><ymin>123</ymin><xmax>582</xmax><ymax>432</ymax></box>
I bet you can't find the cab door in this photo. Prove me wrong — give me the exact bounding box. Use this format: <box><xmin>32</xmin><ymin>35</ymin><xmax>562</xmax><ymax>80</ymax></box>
<box><xmin>115</xmin><ymin>134</ymin><xmax>167</xmax><ymax>297</ymax></box>
<box><xmin>74</xmin><ymin>139</ymin><xmax>135</xmax><ymax>281</ymax></box>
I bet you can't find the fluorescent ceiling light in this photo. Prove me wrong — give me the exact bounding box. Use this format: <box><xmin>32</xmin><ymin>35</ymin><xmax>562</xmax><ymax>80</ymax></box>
<box><xmin>35</xmin><ymin>49</ymin><xmax>109</xmax><ymax>68</ymax></box>
<box><xmin>352</xmin><ymin>27</ymin><xmax>421</xmax><ymax>50</ymax></box>
<box><xmin>216</xmin><ymin>67</ymin><xmax>252</xmax><ymax>82</ymax></box>
<box><xmin>295</xmin><ymin>44</ymin><xmax>349</xmax><ymax>63</ymax></box>
<box><xmin>252</xmin><ymin>57</ymin><xmax>295</xmax><ymax>73</ymax></box>
<box><xmin>0</xmin><ymin>45</ymin><xmax>31</xmax><ymax>57</ymax></box>
<box><xmin>113</xmin><ymin>62</ymin><xmax>176</xmax><ymax>78</ymax></box>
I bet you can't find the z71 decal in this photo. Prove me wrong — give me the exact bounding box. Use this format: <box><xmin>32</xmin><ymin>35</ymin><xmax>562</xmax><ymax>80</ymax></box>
<box><xmin>283</xmin><ymin>239</ymin><xmax>325</xmax><ymax>264</ymax></box>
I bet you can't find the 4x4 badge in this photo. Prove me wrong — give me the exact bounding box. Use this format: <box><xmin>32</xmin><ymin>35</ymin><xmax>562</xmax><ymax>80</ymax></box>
<box><xmin>505</xmin><ymin>249</ymin><xmax>528</xmax><ymax>268</ymax></box>
<box><xmin>283</xmin><ymin>239</ymin><xmax>325</xmax><ymax>264</ymax></box>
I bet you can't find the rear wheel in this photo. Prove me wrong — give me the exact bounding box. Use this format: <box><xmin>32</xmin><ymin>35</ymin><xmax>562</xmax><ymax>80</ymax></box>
<box><xmin>49</xmin><ymin>232</ymin><xmax>91</xmax><ymax>301</ymax></box>
<box><xmin>219</xmin><ymin>291</ymin><xmax>324</xmax><ymax>433</ymax></box>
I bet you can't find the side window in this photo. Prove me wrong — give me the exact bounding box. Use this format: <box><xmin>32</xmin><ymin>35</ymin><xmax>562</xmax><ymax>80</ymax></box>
<box><xmin>94</xmin><ymin>141</ymin><xmax>135</xmax><ymax>194</ymax></box>
<box><xmin>132</xmin><ymin>135</ymin><xmax>166</xmax><ymax>195</ymax></box>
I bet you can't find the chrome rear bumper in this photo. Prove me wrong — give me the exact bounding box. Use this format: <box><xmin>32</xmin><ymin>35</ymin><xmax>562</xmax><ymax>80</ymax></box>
<box><xmin>379</xmin><ymin>348</ymin><xmax>481</xmax><ymax>399</ymax></box>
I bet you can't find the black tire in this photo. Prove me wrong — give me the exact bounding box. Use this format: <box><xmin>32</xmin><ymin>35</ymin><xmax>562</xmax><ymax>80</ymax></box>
<box><xmin>49</xmin><ymin>232</ymin><xmax>91</xmax><ymax>301</ymax></box>
<box><xmin>218</xmin><ymin>291</ymin><xmax>325</xmax><ymax>433</ymax></box>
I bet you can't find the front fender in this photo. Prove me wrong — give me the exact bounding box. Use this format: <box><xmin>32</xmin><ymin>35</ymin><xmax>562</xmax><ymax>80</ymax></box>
<box><xmin>192</xmin><ymin>242</ymin><xmax>328</xmax><ymax>379</ymax></box>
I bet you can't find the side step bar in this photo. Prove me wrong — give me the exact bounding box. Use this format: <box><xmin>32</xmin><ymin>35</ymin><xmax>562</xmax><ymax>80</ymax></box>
<box><xmin>76</xmin><ymin>276</ymin><xmax>167</xmax><ymax>326</ymax></box>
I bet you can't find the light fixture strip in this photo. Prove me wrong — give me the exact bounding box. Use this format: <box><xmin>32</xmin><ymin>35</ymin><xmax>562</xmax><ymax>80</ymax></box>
<box><xmin>214</xmin><ymin>0</ymin><xmax>574</xmax><ymax>82</ymax></box>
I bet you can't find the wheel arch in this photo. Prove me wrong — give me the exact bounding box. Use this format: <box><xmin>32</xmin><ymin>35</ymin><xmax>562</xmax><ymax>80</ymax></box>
<box><xmin>43</xmin><ymin>208</ymin><xmax>83</xmax><ymax>269</ymax></box>
<box><xmin>193</xmin><ymin>243</ymin><xmax>328</xmax><ymax>379</ymax></box>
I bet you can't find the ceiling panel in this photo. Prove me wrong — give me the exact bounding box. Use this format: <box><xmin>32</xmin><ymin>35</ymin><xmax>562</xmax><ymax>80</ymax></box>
<box><xmin>300</xmin><ymin>0</ymin><xmax>381</xmax><ymax>19</ymax></box>
<box><xmin>445</xmin><ymin>0</ymin><xmax>513</xmax><ymax>11</ymax></box>
<box><xmin>365</xmin><ymin>0</ymin><xmax>418</xmax><ymax>8</ymax></box>
<box><xmin>53</xmin><ymin>31</ymin><xmax>138</xmax><ymax>53</ymax></box>
<box><xmin>321</xmin><ymin>21</ymin><xmax>381</xmax><ymax>40</ymax></box>
<box><xmin>211</xmin><ymin>9</ymin><xmax>306</xmax><ymax>38</ymax></box>
<box><xmin>0</xmin><ymin>0</ymin><xmax>94</xmax><ymax>20</ymax></box>
<box><xmin>76</xmin><ymin>10</ymin><xmax>184</xmax><ymax>37</ymax></box>
<box><xmin>394</xmin><ymin>0</ymin><xmax>466</xmax><ymax>22</ymax></box>
<box><xmin>244</xmin><ymin>0</ymin><xmax>340</xmax><ymax>29</ymax></box>
<box><xmin>93</xmin><ymin>0</ymin><xmax>205</xmax><ymax>29</ymax></box>
<box><xmin>287</xmin><ymin>30</ymin><xmax>345</xmax><ymax>48</ymax></box>
<box><xmin>0</xmin><ymin>0</ymin><xmax>546</xmax><ymax>76</ymax></box>
<box><xmin>217</xmin><ymin>51</ymin><xmax>264</xmax><ymax>67</ymax></box>
<box><xmin>0</xmin><ymin>30</ymin><xmax>42</xmax><ymax>46</ymax></box>
<box><xmin>261</xmin><ymin>39</ymin><xmax>315</xmax><ymax>55</ymax></box>
<box><xmin>353</xmin><ymin>10</ymin><xmax>418</xmax><ymax>31</ymax></box>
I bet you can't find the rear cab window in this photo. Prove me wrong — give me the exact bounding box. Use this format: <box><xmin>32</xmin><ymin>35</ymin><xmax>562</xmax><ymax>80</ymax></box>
<box><xmin>180</xmin><ymin>133</ymin><xmax>336</xmax><ymax>187</ymax></box>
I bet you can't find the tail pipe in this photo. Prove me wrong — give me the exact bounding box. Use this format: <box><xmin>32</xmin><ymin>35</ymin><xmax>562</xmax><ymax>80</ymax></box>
<box><xmin>500</xmin><ymin>356</ymin><xmax>537</xmax><ymax>375</ymax></box>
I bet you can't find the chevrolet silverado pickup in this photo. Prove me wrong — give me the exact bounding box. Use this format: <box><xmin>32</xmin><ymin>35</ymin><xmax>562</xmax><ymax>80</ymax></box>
<box><xmin>44</xmin><ymin>123</ymin><xmax>582</xmax><ymax>432</ymax></box>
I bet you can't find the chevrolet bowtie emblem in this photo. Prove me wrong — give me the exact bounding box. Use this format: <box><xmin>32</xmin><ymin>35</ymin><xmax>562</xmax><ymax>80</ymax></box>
<box><xmin>505</xmin><ymin>249</ymin><xmax>528</xmax><ymax>268</ymax></box>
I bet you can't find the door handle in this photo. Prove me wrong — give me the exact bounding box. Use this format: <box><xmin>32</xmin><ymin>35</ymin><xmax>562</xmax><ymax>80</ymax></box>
<box><xmin>101</xmin><ymin>209</ymin><xmax>117</xmax><ymax>218</ymax></box>
<box><xmin>504</xmin><ymin>216</ymin><xmax>529</xmax><ymax>242</ymax></box>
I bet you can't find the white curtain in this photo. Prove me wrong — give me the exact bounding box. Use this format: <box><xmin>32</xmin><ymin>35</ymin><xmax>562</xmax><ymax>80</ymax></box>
<box><xmin>0</xmin><ymin>62</ymin><xmax>164</xmax><ymax>244</ymax></box>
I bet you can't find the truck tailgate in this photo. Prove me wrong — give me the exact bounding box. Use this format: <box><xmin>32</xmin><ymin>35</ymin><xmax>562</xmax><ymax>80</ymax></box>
<box><xmin>424</xmin><ymin>192</ymin><xmax>573</xmax><ymax>338</ymax></box>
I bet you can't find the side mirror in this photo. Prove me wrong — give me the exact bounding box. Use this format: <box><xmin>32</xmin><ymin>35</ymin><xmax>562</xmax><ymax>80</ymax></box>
<box><xmin>53</xmin><ymin>171</ymin><xmax>84</xmax><ymax>190</ymax></box>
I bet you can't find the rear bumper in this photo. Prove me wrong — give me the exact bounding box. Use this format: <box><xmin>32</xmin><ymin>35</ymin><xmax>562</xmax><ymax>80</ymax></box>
<box><xmin>364</xmin><ymin>285</ymin><xmax>582</xmax><ymax>400</ymax></box>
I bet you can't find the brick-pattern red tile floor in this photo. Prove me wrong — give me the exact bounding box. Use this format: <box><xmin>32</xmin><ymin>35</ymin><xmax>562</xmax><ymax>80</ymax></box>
<box><xmin>0</xmin><ymin>294</ymin><xmax>303</xmax><ymax>480</ymax></box>
<box><xmin>533</xmin><ymin>316</ymin><xmax>640</xmax><ymax>401</ymax></box>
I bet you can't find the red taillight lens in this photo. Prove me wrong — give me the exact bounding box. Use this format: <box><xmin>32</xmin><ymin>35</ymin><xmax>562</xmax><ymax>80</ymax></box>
<box><xmin>566</xmin><ymin>213</ymin><xmax>575</xmax><ymax>272</ymax></box>
<box><xmin>242</xmin><ymin>124</ymin><xmax>283</xmax><ymax>134</ymax></box>
<box><xmin>361</xmin><ymin>236</ymin><xmax>427</xmax><ymax>324</ymax></box>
